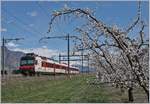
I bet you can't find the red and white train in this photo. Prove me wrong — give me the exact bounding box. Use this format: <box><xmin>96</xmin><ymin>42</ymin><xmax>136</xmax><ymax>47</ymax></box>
<box><xmin>19</xmin><ymin>53</ymin><xmax>79</xmax><ymax>76</ymax></box>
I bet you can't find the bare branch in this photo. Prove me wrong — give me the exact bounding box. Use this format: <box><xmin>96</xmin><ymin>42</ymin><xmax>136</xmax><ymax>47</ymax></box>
<box><xmin>125</xmin><ymin>1</ymin><xmax>141</xmax><ymax>34</ymax></box>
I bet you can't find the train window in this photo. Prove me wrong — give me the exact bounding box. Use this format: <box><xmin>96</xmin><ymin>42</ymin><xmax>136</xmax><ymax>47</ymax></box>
<box><xmin>47</xmin><ymin>63</ymin><xmax>51</xmax><ymax>67</ymax></box>
<box><xmin>47</xmin><ymin>63</ymin><xmax>50</xmax><ymax>67</ymax></box>
<box><xmin>42</xmin><ymin>62</ymin><xmax>54</xmax><ymax>68</ymax></box>
<box><xmin>58</xmin><ymin>65</ymin><xmax>61</xmax><ymax>69</ymax></box>
<box><xmin>47</xmin><ymin>63</ymin><xmax>49</xmax><ymax>67</ymax></box>
<box><xmin>49</xmin><ymin>63</ymin><xmax>53</xmax><ymax>67</ymax></box>
<box><xmin>55</xmin><ymin>64</ymin><xmax>60</xmax><ymax>69</ymax></box>
<box><xmin>55</xmin><ymin>64</ymin><xmax>58</xmax><ymax>69</ymax></box>
<box><xmin>28</xmin><ymin>60</ymin><xmax>34</xmax><ymax>64</ymax></box>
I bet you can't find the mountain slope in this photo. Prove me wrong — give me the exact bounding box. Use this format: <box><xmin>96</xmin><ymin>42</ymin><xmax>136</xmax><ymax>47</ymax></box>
<box><xmin>3</xmin><ymin>47</ymin><xmax>25</xmax><ymax>70</ymax></box>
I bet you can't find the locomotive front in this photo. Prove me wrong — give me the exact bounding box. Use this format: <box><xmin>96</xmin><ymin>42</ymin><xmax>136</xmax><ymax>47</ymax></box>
<box><xmin>19</xmin><ymin>53</ymin><xmax>36</xmax><ymax>76</ymax></box>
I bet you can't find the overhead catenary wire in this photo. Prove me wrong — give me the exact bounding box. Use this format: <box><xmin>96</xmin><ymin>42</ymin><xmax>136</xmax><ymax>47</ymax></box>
<box><xmin>2</xmin><ymin>19</ymin><xmax>43</xmax><ymax>46</ymax></box>
<box><xmin>2</xmin><ymin>8</ymin><xmax>45</xmax><ymax>36</ymax></box>
<box><xmin>2</xmin><ymin>20</ymin><xmax>39</xmax><ymax>38</ymax></box>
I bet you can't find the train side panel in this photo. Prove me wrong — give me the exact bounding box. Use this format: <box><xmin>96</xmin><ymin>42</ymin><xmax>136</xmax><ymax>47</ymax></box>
<box><xmin>24</xmin><ymin>54</ymin><xmax>79</xmax><ymax>74</ymax></box>
<box><xmin>35</xmin><ymin>57</ymin><xmax>55</xmax><ymax>73</ymax></box>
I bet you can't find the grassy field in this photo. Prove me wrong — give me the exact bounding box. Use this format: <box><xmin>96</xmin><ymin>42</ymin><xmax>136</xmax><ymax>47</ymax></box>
<box><xmin>1</xmin><ymin>74</ymin><xmax>148</xmax><ymax>103</ymax></box>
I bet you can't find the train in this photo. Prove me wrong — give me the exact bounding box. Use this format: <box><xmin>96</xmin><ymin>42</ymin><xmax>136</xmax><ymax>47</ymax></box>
<box><xmin>19</xmin><ymin>53</ymin><xmax>79</xmax><ymax>76</ymax></box>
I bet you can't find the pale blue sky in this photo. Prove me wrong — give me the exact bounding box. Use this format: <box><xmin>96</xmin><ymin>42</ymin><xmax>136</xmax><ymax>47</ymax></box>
<box><xmin>1</xmin><ymin>1</ymin><xmax>149</xmax><ymax>57</ymax></box>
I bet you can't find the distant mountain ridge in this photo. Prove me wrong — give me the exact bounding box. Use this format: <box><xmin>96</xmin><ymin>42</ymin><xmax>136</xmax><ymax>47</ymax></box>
<box><xmin>3</xmin><ymin>46</ymin><xmax>25</xmax><ymax>70</ymax></box>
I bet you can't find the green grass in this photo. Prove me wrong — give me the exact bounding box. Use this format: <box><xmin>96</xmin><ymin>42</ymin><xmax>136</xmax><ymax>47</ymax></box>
<box><xmin>1</xmin><ymin>74</ymin><xmax>147</xmax><ymax>103</ymax></box>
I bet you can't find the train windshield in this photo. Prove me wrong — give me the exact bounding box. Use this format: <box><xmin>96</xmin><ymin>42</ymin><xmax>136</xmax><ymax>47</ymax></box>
<box><xmin>20</xmin><ymin>60</ymin><xmax>34</xmax><ymax>65</ymax></box>
<box><xmin>20</xmin><ymin>56</ymin><xmax>35</xmax><ymax>66</ymax></box>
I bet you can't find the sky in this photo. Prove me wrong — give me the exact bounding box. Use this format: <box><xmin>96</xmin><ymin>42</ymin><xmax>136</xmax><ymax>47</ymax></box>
<box><xmin>1</xmin><ymin>1</ymin><xmax>149</xmax><ymax>64</ymax></box>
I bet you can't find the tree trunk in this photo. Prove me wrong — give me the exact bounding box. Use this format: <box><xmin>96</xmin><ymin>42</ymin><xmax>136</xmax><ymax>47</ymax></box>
<box><xmin>128</xmin><ymin>87</ymin><xmax>134</xmax><ymax>102</ymax></box>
